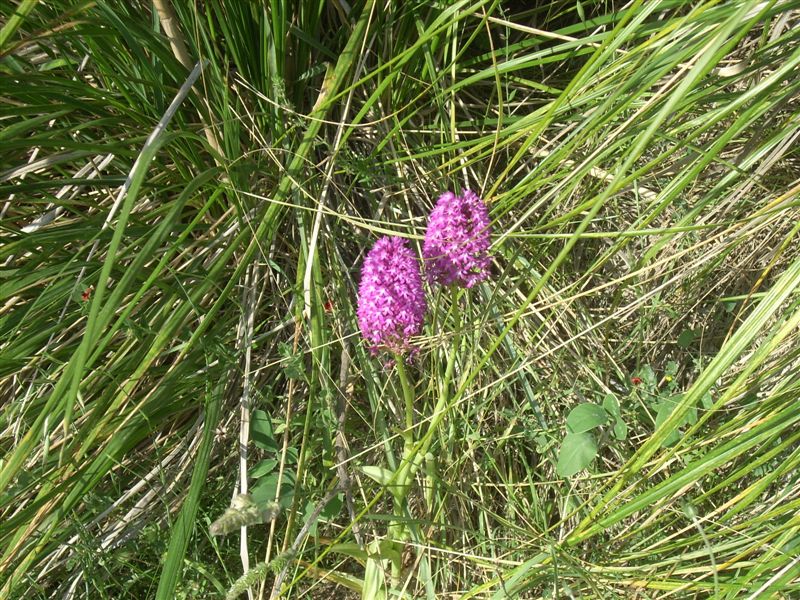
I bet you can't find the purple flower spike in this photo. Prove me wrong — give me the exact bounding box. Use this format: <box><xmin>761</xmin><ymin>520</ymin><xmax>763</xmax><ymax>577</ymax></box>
<box><xmin>357</xmin><ymin>236</ymin><xmax>427</xmax><ymax>356</ymax></box>
<box><xmin>423</xmin><ymin>190</ymin><xmax>492</xmax><ymax>288</ymax></box>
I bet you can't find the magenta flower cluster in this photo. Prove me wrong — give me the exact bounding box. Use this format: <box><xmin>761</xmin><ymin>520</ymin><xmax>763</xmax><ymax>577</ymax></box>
<box><xmin>357</xmin><ymin>190</ymin><xmax>491</xmax><ymax>356</ymax></box>
<box><xmin>357</xmin><ymin>236</ymin><xmax>427</xmax><ymax>355</ymax></box>
<box><xmin>423</xmin><ymin>190</ymin><xmax>491</xmax><ymax>288</ymax></box>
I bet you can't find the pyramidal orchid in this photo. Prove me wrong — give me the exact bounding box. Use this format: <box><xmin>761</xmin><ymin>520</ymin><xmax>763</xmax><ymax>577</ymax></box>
<box><xmin>357</xmin><ymin>236</ymin><xmax>426</xmax><ymax>356</ymax></box>
<box><xmin>423</xmin><ymin>190</ymin><xmax>491</xmax><ymax>288</ymax></box>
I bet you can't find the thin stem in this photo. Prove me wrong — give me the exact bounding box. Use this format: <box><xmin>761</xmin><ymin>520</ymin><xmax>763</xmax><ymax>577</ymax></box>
<box><xmin>392</xmin><ymin>353</ymin><xmax>415</xmax><ymax>522</ymax></box>
<box><xmin>397</xmin><ymin>287</ymin><xmax>461</xmax><ymax>486</ymax></box>
<box><xmin>390</xmin><ymin>353</ymin><xmax>417</xmax><ymax>588</ymax></box>
<box><xmin>394</xmin><ymin>356</ymin><xmax>415</xmax><ymax>438</ymax></box>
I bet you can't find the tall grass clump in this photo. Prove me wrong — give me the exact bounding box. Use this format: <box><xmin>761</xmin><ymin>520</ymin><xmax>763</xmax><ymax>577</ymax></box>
<box><xmin>1</xmin><ymin>0</ymin><xmax>799</xmax><ymax>598</ymax></box>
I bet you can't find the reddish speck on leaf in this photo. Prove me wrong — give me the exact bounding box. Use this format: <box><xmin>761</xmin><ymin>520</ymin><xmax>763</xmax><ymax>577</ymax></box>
<box><xmin>81</xmin><ymin>286</ymin><xmax>93</xmax><ymax>302</ymax></box>
<box><xmin>323</xmin><ymin>300</ymin><xmax>334</xmax><ymax>313</ymax></box>
<box><xmin>631</xmin><ymin>376</ymin><xmax>642</xmax><ymax>385</ymax></box>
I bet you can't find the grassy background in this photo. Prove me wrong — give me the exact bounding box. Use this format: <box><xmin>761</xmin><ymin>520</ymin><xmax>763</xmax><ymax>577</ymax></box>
<box><xmin>1</xmin><ymin>0</ymin><xmax>800</xmax><ymax>597</ymax></box>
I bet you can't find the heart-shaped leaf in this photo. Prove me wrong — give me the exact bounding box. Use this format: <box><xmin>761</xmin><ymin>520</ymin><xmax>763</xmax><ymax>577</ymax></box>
<box><xmin>602</xmin><ymin>393</ymin><xmax>621</xmax><ymax>418</ymax></box>
<box><xmin>655</xmin><ymin>396</ymin><xmax>683</xmax><ymax>447</ymax></box>
<box><xmin>251</xmin><ymin>410</ymin><xmax>278</xmax><ymax>453</ymax></box>
<box><xmin>556</xmin><ymin>432</ymin><xmax>598</xmax><ymax>477</ymax></box>
<box><xmin>613</xmin><ymin>418</ymin><xmax>628</xmax><ymax>441</ymax></box>
<box><xmin>566</xmin><ymin>403</ymin><xmax>608</xmax><ymax>433</ymax></box>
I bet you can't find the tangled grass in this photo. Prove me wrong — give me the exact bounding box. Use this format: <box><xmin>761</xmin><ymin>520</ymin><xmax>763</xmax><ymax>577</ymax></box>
<box><xmin>1</xmin><ymin>1</ymin><xmax>799</xmax><ymax>598</ymax></box>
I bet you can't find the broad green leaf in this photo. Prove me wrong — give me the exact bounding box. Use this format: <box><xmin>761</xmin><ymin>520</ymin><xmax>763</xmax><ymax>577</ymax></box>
<box><xmin>556</xmin><ymin>432</ymin><xmax>598</xmax><ymax>477</ymax></box>
<box><xmin>251</xmin><ymin>410</ymin><xmax>278</xmax><ymax>453</ymax></box>
<box><xmin>677</xmin><ymin>329</ymin><xmax>696</xmax><ymax>348</ymax></box>
<box><xmin>613</xmin><ymin>419</ymin><xmax>628</xmax><ymax>441</ymax></box>
<box><xmin>250</xmin><ymin>471</ymin><xmax>295</xmax><ymax>509</ymax></box>
<box><xmin>321</xmin><ymin>493</ymin><xmax>344</xmax><ymax>521</ymax></box>
<box><xmin>248</xmin><ymin>459</ymin><xmax>278</xmax><ymax>479</ymax></box>
<box><xmin>655</xmin><ymin>396</ymin><xmax>683</xmax><ymax>447</ymax></box>
<box><xmin>602</xmin><ymin>393</ymin><xmax>621</xmax><ymax>418</ymax></box>
<box><xmin>566</xmin><ymin>403</ymin><xmax>608</xmax><ymax>433</ymax></box>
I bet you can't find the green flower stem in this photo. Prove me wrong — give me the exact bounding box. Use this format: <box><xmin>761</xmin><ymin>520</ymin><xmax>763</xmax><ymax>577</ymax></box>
<box><xmin>393</xmin><ymin>354</ymin><xmax>416</xmax><ymax>501</ymax></box>
<box><xmin>386</xmin><ymin>288</ymin><xmax>462</xmax><ymax>588</ymax></box>
<box><xmin>394</xmin><ymin>356</ymin><xmax>415</xmax><ymax>444</ymax></box>
<box><xmin>389</xmin><ymin>353</ymin><xmax>416</xmax><ymax>586</ymax></box>
<box><xmin>397</xmin><ymin>287</ymin><xmax>461</xmax><ymax>489</ymax></box>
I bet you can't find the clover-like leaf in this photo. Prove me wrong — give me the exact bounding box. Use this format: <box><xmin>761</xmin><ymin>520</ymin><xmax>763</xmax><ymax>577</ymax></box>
<box><xmin>556</xmin><ymin>432</ymin><xmax>598</xmax><ymax>477</ymax></box>
<box><xmin>566</xmin><ymin>403</ymin><xmax>608</xmax><ymax>433</ymax></box>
